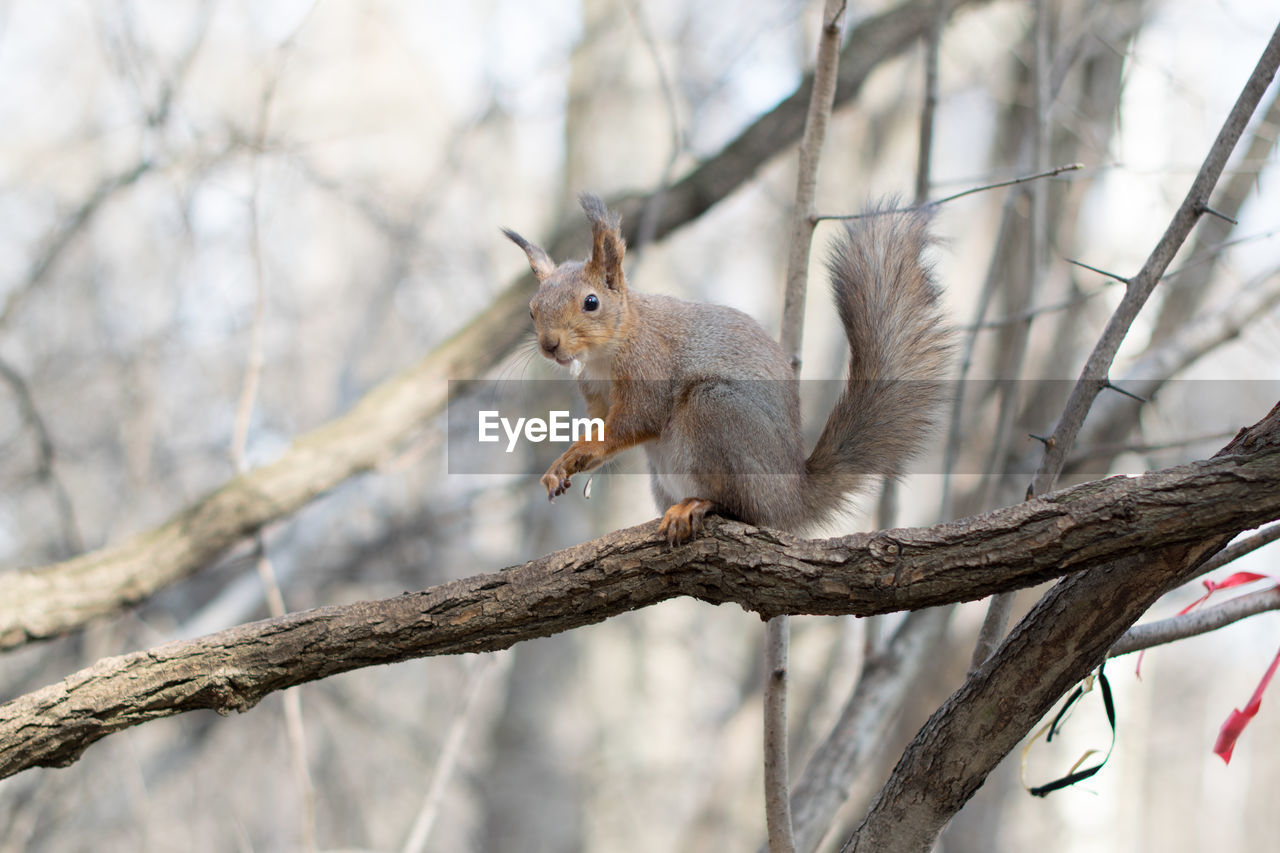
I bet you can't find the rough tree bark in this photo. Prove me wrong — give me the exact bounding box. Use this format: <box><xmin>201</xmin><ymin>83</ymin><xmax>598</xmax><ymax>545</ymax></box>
<box><xmin>1</xmin><ymin>417</ymin><xmax>1278</xmax><ymax>782</ymax></box>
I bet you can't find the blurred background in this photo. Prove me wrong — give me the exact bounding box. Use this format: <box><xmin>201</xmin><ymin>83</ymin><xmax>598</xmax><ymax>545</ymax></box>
<box><xmin>1</xmin><ymin>1</ymin><xmax>1279</xmax><ymax>851</ymax></box>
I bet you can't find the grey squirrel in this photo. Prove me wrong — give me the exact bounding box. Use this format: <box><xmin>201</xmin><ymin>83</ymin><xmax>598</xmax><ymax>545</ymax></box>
<box><xmin>503</xmin><ymin>193</ymin><xmax>952</xmax><ymax>544</ymax></box>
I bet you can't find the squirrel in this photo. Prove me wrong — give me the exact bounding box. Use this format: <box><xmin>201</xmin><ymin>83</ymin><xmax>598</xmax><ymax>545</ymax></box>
<box><xmin>502</xmin><ymin>193</ymin><xmax>952</xmax><ymax>545</ymax></box>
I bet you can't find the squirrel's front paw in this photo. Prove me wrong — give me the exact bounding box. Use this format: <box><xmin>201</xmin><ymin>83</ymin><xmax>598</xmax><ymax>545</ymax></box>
<box><xmin>540</xmin><ymin>466</ymin><xmax>571</xmax><ymax>500</ymax></box>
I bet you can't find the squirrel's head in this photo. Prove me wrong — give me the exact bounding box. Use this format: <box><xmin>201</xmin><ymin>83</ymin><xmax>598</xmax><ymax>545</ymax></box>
<box><xmin>503</xmin><ymin>193</ymin><xmax>629</xmax><ymax>374</ymax></box>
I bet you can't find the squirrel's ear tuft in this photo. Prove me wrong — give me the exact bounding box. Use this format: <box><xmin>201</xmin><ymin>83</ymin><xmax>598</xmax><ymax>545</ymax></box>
<box><xmin>579</xmin><ymin>192</ymin><xmax>626</xmax><ymax>292</ymax></box>
<box><xmin>502</xmin><ymin>227</ymin><xmax>556</xmax><ymax>283</ymax></box>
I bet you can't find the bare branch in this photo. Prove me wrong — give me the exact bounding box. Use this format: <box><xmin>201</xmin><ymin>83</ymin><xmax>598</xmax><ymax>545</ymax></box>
<box><xmin>1110</xmin><ymin>586</ymin><xmax>1280</xmax><ymax>658</ymax></box>
<box><xmin>1106</xmin><ymin>523</ymin><xmax>1280</xmax><ymax>658</ymax></box>
<box><xmin>1060</xmin><ymin>267</ymin><xmax>1280</xmax><ymax>478</ymax></box>
<box><xmin>0</xmin><ymin>159</ymin><xmax>154</xmax><ymax>331</ymax></box>
<box><xmin>1200</xmin><ymin>522</ymin><xmax>1280</xmax><ymax>575</ymax></box>
<box><xmin>971</xmin><ymin>0</ymin><xmax>1058</xmax><ymax>669</ymax></box>
<box><xmin>1030</xmin><ymin>21</ymin><xmax>1280</xmax><ymax>496</ymax></box>
<box><xmin>769</xmin><ymin>2</ymin><xmax>849</xmax><ymax>847</ymax></box>
<box><xmin>813</xmin><ymin>163</ymin><xmax>1083</xmax><ymax>222</ymax></box>
<box><xmin>913</xmin><ymin>0</ymin><xmax>948</xmax><ymax>205</ymax></box>
<box><xmin>764</xmin><ymin>614</ymin><xmax>796</xmax><ymax>853</ymax></box>
<box><xmin>787</xmin><ymin>608</ymin><xmax>952</xmax><ymax>853</ymax></box>
<box><xmin>780</xmin><ymin>0</ymin><xmax>847</xmax><ymax>368</ymax></box>
<box><xmin>1</xmin><ymin>437</ymin><xmax>1278</xmax><ymax>782</ymax></box>
<box><xmin>401</xmin><ymin>654</ymin><xmax>505</xmax><ymax>853</ymax></box>
<box><xmin>0</xmin><ymin>0</ymin><xmax>991</xmax><ymax>654</ymax></box>
<box><xmin>1150</xmin><ymin>82</ymin><xmax>1280</xmax><ymax>343</ymax></box>
<box><xmin>0</xmin><ymin>358</ymin><xmax>82</xmax><ymax>557</ymax></box>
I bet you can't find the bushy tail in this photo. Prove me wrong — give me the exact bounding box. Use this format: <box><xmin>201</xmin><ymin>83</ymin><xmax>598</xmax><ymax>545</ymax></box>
<box><xmin>803</xmin><ymin>204</ymin><xmax>953</xmax><ymax>524</ymax></box>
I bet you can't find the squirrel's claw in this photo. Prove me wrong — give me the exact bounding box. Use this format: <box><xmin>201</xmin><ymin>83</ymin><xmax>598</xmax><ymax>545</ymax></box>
<box><xmin>658</xmin><ymin>498</ymin><xmax>714</xmax><ymax>546</ymax></box>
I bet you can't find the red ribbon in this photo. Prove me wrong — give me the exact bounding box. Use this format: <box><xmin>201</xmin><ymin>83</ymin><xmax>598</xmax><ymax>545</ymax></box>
<box><xmin>1214</xmin><ymin>642</ymin><xmax>1280</xmax><ymax>764</ymax></box>
<box><xmin>1131</xmin><ymin>571</ymin><xmax>1278</xmax><ymax>764</ymax></box>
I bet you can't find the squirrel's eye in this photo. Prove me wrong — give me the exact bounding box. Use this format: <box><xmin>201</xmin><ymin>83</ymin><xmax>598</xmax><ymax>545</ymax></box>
<box><xmin>583</xmin><ymin>294</ymin><xmax>600</xmax><ymax>311</ymax></box>
<box><xmin>529</xmin><ymin>308</ymin><xmax>535</xmax><ymax>320</ymax></box>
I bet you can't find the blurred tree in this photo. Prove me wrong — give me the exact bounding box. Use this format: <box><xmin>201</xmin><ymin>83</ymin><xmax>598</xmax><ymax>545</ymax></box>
<box><xmin>1</xmin><ymin>2</ymin><xmax>1280</xmax><ymax>852</ymax></box>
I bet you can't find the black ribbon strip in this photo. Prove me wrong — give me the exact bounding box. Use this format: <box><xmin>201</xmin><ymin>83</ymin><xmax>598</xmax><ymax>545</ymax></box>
<box><xmin>1028</xmin><ymin>662</ymin><xmax>1117</xmax><ymax>797</ymax></box>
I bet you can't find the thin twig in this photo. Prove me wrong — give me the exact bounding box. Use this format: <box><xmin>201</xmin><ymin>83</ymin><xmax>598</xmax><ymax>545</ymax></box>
<box><xmin>938</xmin><ymin>191</ymin><xmax>1017</xmax><ymax>521</ymax></box>
<box><xmin>1110</xmin><ymin>586</ymin><xmax>1280</xmax><ymax>658</ymax></box>
<box><xmin>929</xmin><ymin>162</ymin><xmax>1084</xmax><ymax>206</ymax></box>
<box><xmin>0</xmin><ymin>358</ymin><xmax>83</xmax><ymax>556</ymax></box>
<box><xmin>1199</xmin><ymin>523</ymin><xmax>1280</xmax><ymax>576</ymax></box>
<box><xmin>813</xmin><ymin>163</ymin><xmax>1083</xmax><ymax>222</ymax></box>
<box><xmin>0</xmin><ymin>159</ymin><xmax>154</xmax><ymax>331</ymax></box>
<box><xmin>622</xmin><ymin>0</ymin><xmax>685</xmax><ymax>262</ymax></box>
<box><xmin>768</xmin><ymin>3</ymin><xmax>848</xmax><ymax>849</ymax></box>
<box><xmin>1100</xmin><ymin>378</ymin><xmax>1146</xmax><ymax>403</ymax></box>
<box><xmin>1029</xmin><ymin>22</ymin><xmax>1280</xmax><ymax>497</ymax></box>
<box><xmin>230</xmin><ymin>12</ymin><xmax>321</xmax><ymax>849</ymax></box>
<box><xmin>954</xmin><ymin>279</ymin><xmax>1117</xmax><ymax>331</ymax></box>
<box><xmin>1065</xmin><ymin>257</ymin><xmax>1131</xmax><ymax>282</ymax></box>
<box><xmin>1066</xmin><ymin>429</ymin><xmax>1240</xmax><ymax>465</ymax></box>
<box><xmin>401</xmin><ymin>654</ymin><xmax>504</xmax><ymax>853</ymax></box>
<box><xmin>971</xmin><ymin>0</ymin><xmax>1056</xmax><ymax>670</ymax></box>
<box><xmin>913</xmin><ymin>0</ymin><xmax>948</xmax><ymax>206</ymax></box>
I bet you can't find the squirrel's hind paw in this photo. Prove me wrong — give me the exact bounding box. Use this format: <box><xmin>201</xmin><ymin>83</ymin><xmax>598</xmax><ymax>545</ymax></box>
<box><xmin>658</xmin><ymin>498</ymin><xmax>715</xmax><ymax>546</ymax></box>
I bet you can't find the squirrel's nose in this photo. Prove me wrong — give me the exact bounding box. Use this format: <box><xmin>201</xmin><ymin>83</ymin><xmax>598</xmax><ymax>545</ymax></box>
<box><xmin>539</xmin><ymin>335</ymin><xmax>560</xmax><ymax>357</ymax></box>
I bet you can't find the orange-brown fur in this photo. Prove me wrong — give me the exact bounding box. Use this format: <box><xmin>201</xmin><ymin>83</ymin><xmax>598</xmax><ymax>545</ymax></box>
<box><xmin>503</xmin><ymin>193</ymin><xmax>951</xmax><ymax>545</ymax></box>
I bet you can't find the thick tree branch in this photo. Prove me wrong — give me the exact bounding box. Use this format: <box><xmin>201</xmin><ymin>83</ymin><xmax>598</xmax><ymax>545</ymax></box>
<box><xmin>2</xmin><ymin>435</ymin><xmax>1278</xmax><ymax>781</ymax></box>
<box><xmin>844</xmin><ymin>400</ymin><xmax>1280</xmax><ymax>851</ymax></box>
<box><xmin>0</xmin><ymin>0</ymin><xmax>993</xmax><ymax>653</ymax></box>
